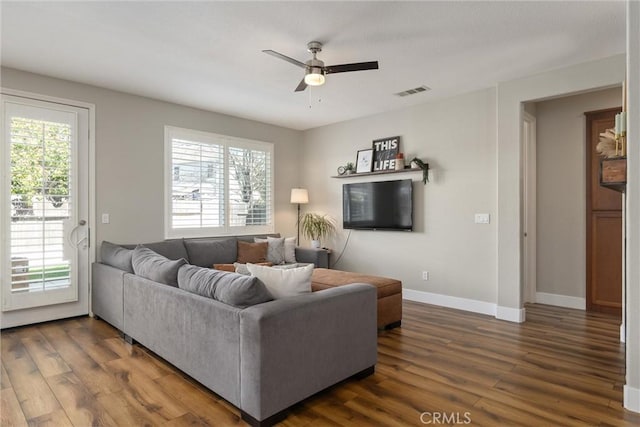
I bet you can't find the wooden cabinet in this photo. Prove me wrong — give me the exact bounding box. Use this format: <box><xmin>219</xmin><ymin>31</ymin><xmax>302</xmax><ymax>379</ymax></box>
<box><xmin>586</xmin><ymin>108</ymin><xmax>622</xmax><ymax>316</ymax></box>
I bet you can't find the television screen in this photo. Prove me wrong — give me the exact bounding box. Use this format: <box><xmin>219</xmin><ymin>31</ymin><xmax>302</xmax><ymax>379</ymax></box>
<box><xmin>343</xmin><ymin>179</ymin><xmax>413</xmax><ymax>231</ymax></box>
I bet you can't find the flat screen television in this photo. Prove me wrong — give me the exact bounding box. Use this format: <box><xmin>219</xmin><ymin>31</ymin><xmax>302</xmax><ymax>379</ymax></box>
<box><xmin>343</xmin><ymin>179</ymin><xmax>413</xmax><ymax>231</ymax></box>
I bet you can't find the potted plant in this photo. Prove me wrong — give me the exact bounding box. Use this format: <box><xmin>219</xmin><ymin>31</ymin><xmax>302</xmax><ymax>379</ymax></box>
<box><xmin>301</xmin><ymin>213</ymin><xmax>336</xmax><ymax>248</ymax></box>
<box><xmin>410</xmin><ymin>157</ymin><xmax>430</xmax><ymax>184</ymax></box>
<box><xmin>345</xmin><ymin>162</ymin><xmax>355</xmax><ymax>175</ymax></box>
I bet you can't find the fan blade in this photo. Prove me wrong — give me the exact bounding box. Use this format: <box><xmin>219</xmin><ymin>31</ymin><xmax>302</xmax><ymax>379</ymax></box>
<box><xmin>295</xmin><ymin>78</ymin><xmax>307</xmax><ymax>92</ymax></box>
<box><xmin>324</xmin><ymin>61</ymin><xmax>379</xmax><ymax>74</ymax></box>
<box><xmin>262</xmin><ymin>50</ymin><xmax>307</xmax><ymax>69</ymax></box>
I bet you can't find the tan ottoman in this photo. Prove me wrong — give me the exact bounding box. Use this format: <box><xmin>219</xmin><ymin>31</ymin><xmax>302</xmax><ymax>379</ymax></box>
<box><xmin>311</xmin><ymin>268</ymin><xmax>402</xmax><ymax>329</ymax></box>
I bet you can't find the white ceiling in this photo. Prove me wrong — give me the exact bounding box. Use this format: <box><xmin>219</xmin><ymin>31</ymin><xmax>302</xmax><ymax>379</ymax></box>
<box><xmin>1</xmin><ymin>1</ymin><xmax>625</xmax><ymax>130</ymax></box>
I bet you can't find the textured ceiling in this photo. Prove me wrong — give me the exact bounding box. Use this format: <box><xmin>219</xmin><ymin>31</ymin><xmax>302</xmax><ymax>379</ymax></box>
<box><xmin>0</xmin><ymin>1</ymin><xmax>626</xmax><ymax>130</ymax></box>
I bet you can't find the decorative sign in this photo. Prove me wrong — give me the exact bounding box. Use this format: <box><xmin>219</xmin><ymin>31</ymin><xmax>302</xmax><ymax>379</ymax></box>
<box><xmin>372</xmin><ymin>136</ymin><xmax>400</xmax><ymax>171</ymax></box>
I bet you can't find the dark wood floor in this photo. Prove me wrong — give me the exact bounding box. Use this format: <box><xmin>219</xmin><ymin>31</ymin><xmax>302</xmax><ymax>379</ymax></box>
<box><xmin>2</xmin><ymin>302</ymin><xmax>640</xmax><ymax>426</ymax></box>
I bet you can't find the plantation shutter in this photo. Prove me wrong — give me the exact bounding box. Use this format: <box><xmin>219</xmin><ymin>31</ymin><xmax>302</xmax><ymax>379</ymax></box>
<box><xmin>165</xmin><ymin>126</ymin><xmax>274</xmax><ymax>238</ymax></box>
<box><xmin>9</xmin><ymin>116</ymin><xmax>73</xmax><ymax>293</ymax></box>
<box><xmin>228</xmin><ymin>145</ymin><xmax>272</xmax><ymax>228</ymax></box>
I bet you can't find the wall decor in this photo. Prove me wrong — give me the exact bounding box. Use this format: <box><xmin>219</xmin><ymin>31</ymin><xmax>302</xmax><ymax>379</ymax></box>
<box><xmin>410</xmin><ymin>157</ymin><xmax>430</xmax><ymax>184</ymax></box>
<box><xmin>372</xmin><ymin>136</ymin><xmax>400</xmax><ymax>171</ymax></box>
<box><xmin>356</xmin><ymin>149</ymin><xmax>373</xmax><ymax>173</ymax></box>
<box><xmin>345</xmin><ymin>162</ymin><xmax>355</xmax><ymax>174</ymax></box>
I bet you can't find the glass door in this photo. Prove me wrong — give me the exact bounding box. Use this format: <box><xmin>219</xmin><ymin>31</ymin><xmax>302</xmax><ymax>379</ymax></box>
<box><xmin>1</xmin><ymin>95</ymin><xmax>89</xmax><ymax>320</ymax></box>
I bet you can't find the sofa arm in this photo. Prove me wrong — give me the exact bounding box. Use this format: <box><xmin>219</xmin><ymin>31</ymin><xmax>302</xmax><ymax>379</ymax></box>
<box><xmin>91</xmin><ymin>262</ymin><xmax>126</xmax><ymax>331</ymax></box>
<box><xmin>238</xmin><ymin>284</ymin><xmax>377</xmax><ymax>422</ymax></box>
<box><xmin>124</xmin><ymin>275</ymin><xmax>243</xmax><ymax>407</ymax></box>
<box><xmin>295</xmin><ymin>247</ymin><xmax>329</xmax><ymax>268</ymax></box>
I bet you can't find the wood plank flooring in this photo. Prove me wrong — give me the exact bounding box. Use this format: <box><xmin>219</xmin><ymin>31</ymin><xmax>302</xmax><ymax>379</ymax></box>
<box><xmin>2</xmin><ymin>302</ymin><xmax>640</xmax><ymax>426</ymax></box>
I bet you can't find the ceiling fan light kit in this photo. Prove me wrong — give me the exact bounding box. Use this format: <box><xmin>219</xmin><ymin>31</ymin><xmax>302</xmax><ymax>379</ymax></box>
<box><xmin>304</xmin><ymin>69</ymin><xmax>325</xmax><ymax>86</ymax></box>
<box><xmin>263</xmin><ymin>41</ymin><xmax>379</xmax><ymax>92</ymax></box>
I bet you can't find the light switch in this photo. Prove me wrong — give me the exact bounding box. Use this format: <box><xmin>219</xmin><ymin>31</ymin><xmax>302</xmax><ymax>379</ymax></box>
<box><xmin>475</xmin><ymin>213</ymin><xmax>490</xmax><ymax>224</ymax></box>
<box><xmin>101</xmin><ymin>213</ymin><xmax>110</xmax><ymax>224</ymax></box>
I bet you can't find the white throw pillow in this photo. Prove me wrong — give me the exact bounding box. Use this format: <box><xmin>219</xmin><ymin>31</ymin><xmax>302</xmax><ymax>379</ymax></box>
<box><xmin>284</xmin><ymin>237</ymin><xmax>297</xmax><ymax>263</ymax></box>
<box><xmin>246</xmin><ymin>263</ymin><xmax>313</xmax><ymax>299</ymax></box>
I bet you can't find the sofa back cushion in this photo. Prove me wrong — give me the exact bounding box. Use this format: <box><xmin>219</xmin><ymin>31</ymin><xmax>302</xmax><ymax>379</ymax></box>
<box><xmin>184</xmin><ymin>238</ymin><xmax>237</xmax><ymax>267</ymax></box>
<box><xmin>132</xmin><ymin>246</ymin><xmax>187</xmax><ymax>287</ymax></box>
<box><xmin>123</xmin><ymin>239</ymin><xmax>189</xmax><ymax>262</ymax></box>
<box><xmin>100</xmin><ymin>241</ymin><xmax>134</xmax><ymax>273</ymax></box>
<box><xmin>178</xmin><ymin>264</ymin><xmax>273</xmax><ymax>308</ymax></box>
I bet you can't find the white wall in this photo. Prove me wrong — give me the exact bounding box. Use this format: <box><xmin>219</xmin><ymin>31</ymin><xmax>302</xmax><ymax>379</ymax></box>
<box><xmin>535</xmin><ymin>88</ymin><xmax>621</xmax><ymax>299</ymax></box>
<box><xmin>624</xmin><ymin>0</ymin><xmax>640</xmax><ymax>413</ymax></box>
<box><xmin>302</xmin><ymin>88</ymin><xmax>497</xmax><ymax>304</ymax></box>
<box><xmin>1</xmin><ymin>67</ymin><xmax>303</xmax><ymax>246</ymax></box>
<box><xmin>496</xmin><ymin>54</ymin><xmax>625</xmax><ymax>322</ymax></box>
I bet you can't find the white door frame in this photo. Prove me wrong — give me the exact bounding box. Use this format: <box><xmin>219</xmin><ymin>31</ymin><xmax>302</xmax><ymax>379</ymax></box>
<box><xmin>0</xmin><ymin>88</ymin><xmax>95</xmax><ymax>328</ymax></box>
<box><xmin>522</xmin><ymin>111</ymin><xmax>537</xmax><ymax>304</ymax></box>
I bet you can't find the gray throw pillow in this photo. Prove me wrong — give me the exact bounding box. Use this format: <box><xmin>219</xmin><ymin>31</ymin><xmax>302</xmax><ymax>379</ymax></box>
<box><xmin>254</xmin><ymin>236</ymin><xmax>285</xmax><ymax>264</ymax></box>
<box><xmin>100</xmin><ymin>241</ymin><xmax>134</xmax><ymax>273</ymax></box>
<box><xmin>234</xmin><ymin>262</ymin><xmax>251</xmax><ymax>275</ymax></box>
<box><xmin>177</xmin><ymin>264</ymin><xmax>273</xmax><ymax>308</ymax></box>
<box><xmin>284</xmin><ymin>237</ymin><xmax>297</xmax><ymax>263</ymax></box>
<box><xmin>132</xmin><ymin>245</ymin><xmax>187</xmax><ymax>287</ymax></box>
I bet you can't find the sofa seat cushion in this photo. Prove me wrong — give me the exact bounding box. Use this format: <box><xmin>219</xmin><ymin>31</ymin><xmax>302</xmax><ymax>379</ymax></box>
<box><xmin>178</xmin><ymin>264</ymin><xmax>273</xmax><ymax>308</ymax></box>
<box><xmin>311</xmin><ymin>268</ymin><xmax>401</xmax><ymax>299</ymax></box>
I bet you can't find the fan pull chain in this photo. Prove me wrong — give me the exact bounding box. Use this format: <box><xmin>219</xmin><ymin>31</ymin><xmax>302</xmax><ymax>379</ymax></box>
<box><xmin>307</xmin><ymin>88</ymin><xmax>322</xmax><ymax>109</ymax></box>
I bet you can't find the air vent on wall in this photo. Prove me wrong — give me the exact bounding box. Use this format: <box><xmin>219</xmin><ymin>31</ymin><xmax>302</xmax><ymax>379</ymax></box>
<box><xmin>394</xmin><ymin>85</ymin><xmax>431</xmax><ymax>97</ymax></box>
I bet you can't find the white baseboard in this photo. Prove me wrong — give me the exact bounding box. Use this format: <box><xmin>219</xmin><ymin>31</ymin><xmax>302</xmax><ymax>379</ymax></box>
<box><xmin>535</xmin><ymin>292</ymin><xmax>586</xmax><ymax>310</ymax></box>
<box><xmin>403</xmin><ymin>288</ymin><xmax>500</xmax><ymax>317</ymax></box>
<box><xmin>624</xmin><ymin>385</ymin><xmax>640</xmax><ymax>413</ymax></box>
<box><xmin>496</xmin><ymin>305</ymin><xmax>526</xmax><ymax>323</ymax></box>
<box><xmin>403</xmin><ymin>289</ymin><xmax>526</xmax><ymax>323</ymax></box>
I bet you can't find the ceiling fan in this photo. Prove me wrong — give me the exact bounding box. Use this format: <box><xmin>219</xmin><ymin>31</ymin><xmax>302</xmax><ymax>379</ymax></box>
<box><xmin>262</xmin><ymin>41</ymin><xmax>379</xmax><ymax>92</ymax></box>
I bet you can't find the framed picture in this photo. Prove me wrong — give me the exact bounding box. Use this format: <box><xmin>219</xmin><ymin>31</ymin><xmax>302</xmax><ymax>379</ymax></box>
<box><xmin>356</xmin><ymin>149</ymin><xmax>374</xmax><ymax>173</ymax></box>
<box><xmin>372</xmin><ymin>136</ymin><xmax>400</xmax><ymax>171</ymax></box>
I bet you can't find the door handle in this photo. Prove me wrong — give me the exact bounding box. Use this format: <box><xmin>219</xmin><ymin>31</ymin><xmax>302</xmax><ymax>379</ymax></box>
<box><xmin>67</xmin><ymin>220</ymin><xmax>88</xmax><ymax>249</ymax></box>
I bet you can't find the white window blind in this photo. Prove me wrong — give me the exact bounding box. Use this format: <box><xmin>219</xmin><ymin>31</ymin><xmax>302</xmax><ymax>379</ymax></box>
<box><xmin>165</xmin><ymin>126</ymin><xmax>274</xmax><ymax>238</ymax></box>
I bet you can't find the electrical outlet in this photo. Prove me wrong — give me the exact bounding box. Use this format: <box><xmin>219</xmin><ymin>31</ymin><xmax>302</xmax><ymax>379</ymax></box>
<box><xmin>422</xmin><ymin>271</ymin><xmax>429</xmax><ymax>281</ymax></box>
<box><xmin>101</xmin><ymin>213</ymin><xmax>110</xmax><ymax>224</ymax></box>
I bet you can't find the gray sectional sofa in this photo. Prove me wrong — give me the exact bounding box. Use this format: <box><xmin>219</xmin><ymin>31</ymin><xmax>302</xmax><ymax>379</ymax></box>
<box><xmin>91</xmin><ymin>235</ymin><xmax>377</xmax><ymax>426</ymax></box>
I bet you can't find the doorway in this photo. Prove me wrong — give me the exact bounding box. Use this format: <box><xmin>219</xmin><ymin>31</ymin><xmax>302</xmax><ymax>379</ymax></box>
<box><xmin>585</xmin><ymin>107</ymin><xmax>622</xmax><ymax>316</ymax></box>
<box><xmin>1</xmin><ymin>93</ymin><xmax>92</xmax><ymax>328</ymax></box>
<box><xmin>522</xmin><ymin>111</ymin><xmax>537</xmax><ymax>304</ymax></box>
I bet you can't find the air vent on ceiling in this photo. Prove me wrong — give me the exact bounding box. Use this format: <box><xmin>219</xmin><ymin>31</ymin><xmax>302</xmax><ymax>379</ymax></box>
<box><xmin>394</xmin><ymin>85</ymin><xmax>431</xmax><ymax>97</ymax></box>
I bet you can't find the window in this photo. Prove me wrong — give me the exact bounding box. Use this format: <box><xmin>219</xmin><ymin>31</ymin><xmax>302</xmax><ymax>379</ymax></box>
<box><xmin>164</xmin><ymin>126</ymin><xmax>274</xmax><ymax>238</ymax></box>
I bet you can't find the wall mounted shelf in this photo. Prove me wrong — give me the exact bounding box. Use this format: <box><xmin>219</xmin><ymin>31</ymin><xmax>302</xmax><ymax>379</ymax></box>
<box><xmin>331</xmin><ymin>167</ymin><xmax>424</xmax><ymax>179</ymax></box>
<box><xmin>600</xmin><ymin>157</ymin><xmax>626</xmax><ymax>193</ymax></box>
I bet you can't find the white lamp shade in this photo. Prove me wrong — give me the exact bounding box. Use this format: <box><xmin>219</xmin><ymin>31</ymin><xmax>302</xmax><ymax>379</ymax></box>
<box><xmin>290</xmin><ymin>188</ymin><xmax>309</xmax><ymax>204</ymax></box>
